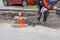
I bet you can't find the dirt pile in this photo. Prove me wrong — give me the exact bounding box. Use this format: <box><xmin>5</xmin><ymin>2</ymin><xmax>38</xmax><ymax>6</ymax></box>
<box><xmin>55</xmin><ymin>1</ymin><xmax>60</xmax><ymax>8</ymax></box>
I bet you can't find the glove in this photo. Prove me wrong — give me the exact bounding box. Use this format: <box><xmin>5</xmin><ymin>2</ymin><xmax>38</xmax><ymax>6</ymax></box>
<box><xmin>44</xmin><ymin>4</ymin><xmax>49</xmax><ymax>8</ymax></box>
<box><xmin>47</xmin><ymin>5</ymin><xmax>51</xmax><ymax>9</ymax></box>
<box><xmin>45</xmin><ymin>4</ymin><xmax>51</xmax><ymax>9</ymax></box>
<box><xmin>41</xmin><ymin>7</ymin><xmax>47</xmax><ymax>13</ymax></box>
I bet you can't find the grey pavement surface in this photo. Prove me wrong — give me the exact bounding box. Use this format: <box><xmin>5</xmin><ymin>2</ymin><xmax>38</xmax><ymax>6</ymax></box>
<box><xmin>0</xmin><ymin>0</ymin><xmax>60</xmax><ymax>40</ymax></box>
<box><xmin>0</xmin><ymin>0</ymin><xmax>22</xmax><ymax>10</ymax></box>
<box><xmin>0</xmin><ymin>23</ymin><xmax>60</xmax><ymax>40</ymax></box>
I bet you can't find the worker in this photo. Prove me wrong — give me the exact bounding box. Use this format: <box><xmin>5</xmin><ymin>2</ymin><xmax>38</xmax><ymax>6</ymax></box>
<box><xmin>36</xmin><ymin>0</ymin><xmax>52</xmax><ymax>24</ymax></box>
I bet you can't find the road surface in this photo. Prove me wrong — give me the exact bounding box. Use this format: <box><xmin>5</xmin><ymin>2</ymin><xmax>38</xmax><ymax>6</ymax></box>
<box><xmin>0</xmin><ymin>0</ymin><xmax>23</xmax><ymax>10</ymax></box>
<box><xmin>0</xmin><ymin>23</ymin><xmax>60</xmax><ymax>40</ymax></box>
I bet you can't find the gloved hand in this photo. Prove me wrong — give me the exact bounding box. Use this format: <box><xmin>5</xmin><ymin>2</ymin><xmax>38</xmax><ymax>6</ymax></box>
<box><xmin>47</xmin><ymin>5</ymin><xmax>51</xmax><ymax>9</ymax></box>
<box><xmin>44</xmin><ymin>4</ymin><xmax>49</xmax><ymax>8</ymax></box>
<box><xmin>41</xmin><ymin>7</ymin><xmax>48</xmax><ymax>13</ymax></box>
<box><xmin>45</xmin><ymin>4</ymin><xmax>51</xmax><ymax>9</ymax></box>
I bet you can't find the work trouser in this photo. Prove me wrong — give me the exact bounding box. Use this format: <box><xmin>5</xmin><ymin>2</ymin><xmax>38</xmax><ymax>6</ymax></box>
<box><xmin>37</xmin><ymin>10</ymin><xmax>49</xmax><ymax>22</ymax></box>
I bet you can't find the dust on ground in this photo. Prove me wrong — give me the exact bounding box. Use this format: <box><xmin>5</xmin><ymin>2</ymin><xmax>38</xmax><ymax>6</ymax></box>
<box><xmin>0</xmin><ymin>11</ymin><xmax>60</xmax><ymax>30</ymax></box>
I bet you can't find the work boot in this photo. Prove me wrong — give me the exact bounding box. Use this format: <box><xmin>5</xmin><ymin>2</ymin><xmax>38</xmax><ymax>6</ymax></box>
<box><xmin>37</xmin><ymin>19</ymin><xmax>40</xmax><ymax>24</ymax></box>
<box><xmin>37</xmin><ymin>14</ymin><xmax>41</xmax><ymax>24</ymax></box>
<box><xmin>37</xmin><ymin>16</ymin><xmax>40</xmax><ymax>24</ymax></box>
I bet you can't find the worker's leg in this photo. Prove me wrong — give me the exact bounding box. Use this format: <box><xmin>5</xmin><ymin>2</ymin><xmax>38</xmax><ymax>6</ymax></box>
<box><xmin>43</xmin><ymin>11</ymin><xmax>49</xmax><ymax>22</ymax></box>
<box><xmin>37</xmin><ymin>11</ymin><xmax>42</xmax><ymax>22</ymax></box>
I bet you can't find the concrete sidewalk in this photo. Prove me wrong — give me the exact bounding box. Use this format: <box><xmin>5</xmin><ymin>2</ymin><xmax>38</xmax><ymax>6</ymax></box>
<box><xmin>0</xmin><ymin>23</ymin><xmax>60</xmax><ymax>40</ymax></box>
<box><xmin>0</xmin><ymin>6</ymin><xmax>56</xmax><ymax>13</ymax></box>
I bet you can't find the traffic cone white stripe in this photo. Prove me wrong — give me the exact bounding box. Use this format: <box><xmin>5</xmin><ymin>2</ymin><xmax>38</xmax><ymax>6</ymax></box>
<box><xmin>20</xmin><ymin>18</ymin><xmax>22</xmax><ymax>19</ymax></box>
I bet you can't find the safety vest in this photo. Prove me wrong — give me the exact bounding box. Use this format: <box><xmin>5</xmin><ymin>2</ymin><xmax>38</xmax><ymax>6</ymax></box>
<box><xmin>43</xmin><ymin>0</ymin><xmax>52</xmax><ymax>9</ymax></box>
<box><xmin>36</xmin><ymin>0</ymin><xmax>52</xmax><ymax>9</ymax></box>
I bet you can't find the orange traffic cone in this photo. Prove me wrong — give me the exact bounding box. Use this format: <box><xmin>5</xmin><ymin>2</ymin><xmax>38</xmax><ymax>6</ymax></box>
<box><xmin>16</xmin><ymin>13</ymin><xmax>25</xmax><ymax>27</ymax></box>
